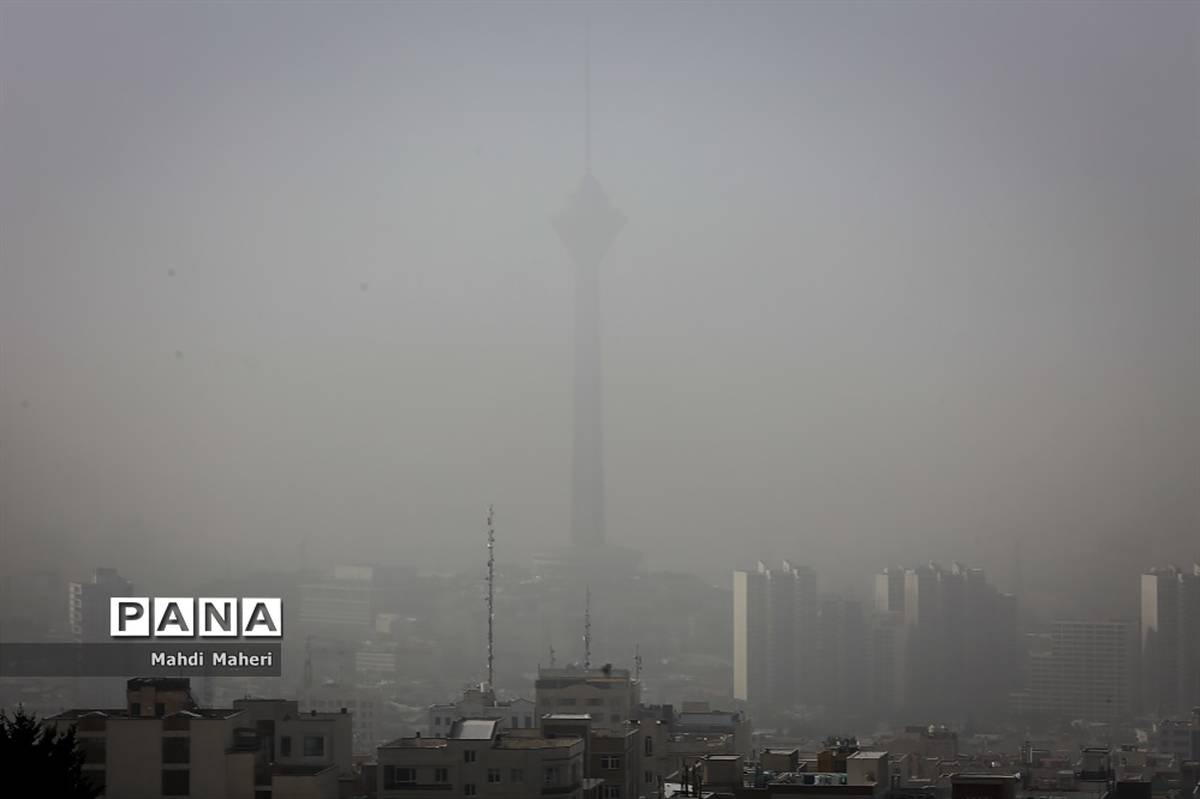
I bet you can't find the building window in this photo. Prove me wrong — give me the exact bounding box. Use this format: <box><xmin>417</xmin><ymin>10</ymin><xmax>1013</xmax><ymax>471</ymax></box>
<box><xmin>81</xmin><ymin>736</ymin><xmax>106</xmax><ymax>764</ymax></box>
<box><xmin>162</xmin><ymin>769</ymin><xmax>189</xmax><ymax>796</ymax></box>
<box><xmin>645</xmin><ymin>770</ymin><xmax>654</xmax><ymax>783</ymax></box>
<box><xmin>162</xmin><ymin>737</ymin><xmax>190</xmax><ymax>764</ymax></box>
<box><xmin>544</xmin><ymin>766</ymin><xmax>561</xmax><ymax>785</ymax></box>
<box><xmin>511</xmin><ymin>716</ymin><xmax>519</xmax><ymax>729</ymax></box>
<box><xmin>464</xmin><ymin>783</ymin><xmax>477</xmax><ymax>796</ymax></box>
<box><xmin>155</xmin><ymin>703</ymin><xmax>166</xmax><ymax>717</ymax></box>
<box><xmin>487</xmin><ymin>768</ymin><xmax>502</xmax><ymax>783</ymax></box>
<box><xmin>384</xmin><ymin>767</ymin><xmax>417</xmax><ymax>788</ymax></box>
<box><xmin>280</xmin><ymin>736</ymin><xmax>292</xmax><ymax>757</ymax></box>
<box><xmin>434</xmin><ymin>767</ymin><xmax>449</xmax><ymax>783</ymax></box>
<box><xmin>644</xmin><ymin>737</ymin><xmax>653</xmax><ymax>756</ymax></box>
<box><xmin>130</xmin><ymin>702</ymin><xmax>140</xmax><ymax>717</ymax></box>
<box><xmin>524</xmin><ymin>716</ymin><xmax>532</xmax><ymax>728</ymax></box>
<box><xmin>586</xmin><ymin>698</ymin><xmax>603</xmax><ymax>706</ymax></box>
<box><xmin>302</xmin><ymin>736</ymin><xmax>325</xmax><ymax>757</ymax></box>
<box><xmin>463</xmin><ymin>749</ymin><xmax>476</xmax><ymax>763</ymax></box>
<box><xmin>510</xmin><ymin>768</ymin><xmax>524</xmax><ymax>783</ymax></box>
<box><xmin>434</xmin><ymin>716</ymin><xmax>441</xmax><ymax>726</ymax></box>
<box><xmin>602</xmin><ymin>786</ymin><xmax>623</xmax><ymax>798</ymax></box>
<box><xmin>600</xmin><ymin>755</ymin><xmax>622</xmax><ymax>770</ymax></box>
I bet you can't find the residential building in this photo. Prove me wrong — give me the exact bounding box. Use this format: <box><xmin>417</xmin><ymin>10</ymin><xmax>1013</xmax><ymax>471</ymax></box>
<box><xmin>591</xmin><ymin>726</ymin><xmax>638</xmax><ymax>799</ymax></box>
<box><xmin>894</xmin><ymin>562</ymin><xmax>1018</xmax><ymax>722</ymax></box>
<box><xmin>68</xmin><ymin>567</ymin><xmax>134</xmax><ymax>643</ymax></box>
<box><xmin>303</xmin><ymin>680</ymin><xmax>385</xmax><ymax>754</ymax></box>
<box><xmin>875</xmin><ymin>568</ymin><xmax>906</xmax><ymax>615</ymax></box>
<box><xmin>1141</xmin><ymin>564</ymin><xmax>1200</xmax><ymax>716</ymax></box>
<box><xmin>724</xmin><ymin>750</ymin><xmax>892</xmax><ymax>798</ymax></box>
<box><xmin>1015</xmin><ymin>620</ymin><xmax>1137</xmax><ymax>723</ymax></box>
<box><xmin>950</xmin><ymin>774</ymin><xmax>1019</xmax><ymax>799</ymax></box>
<box><xmin>377</xmin><ymin>718</ymin><xmax>588</xmax><ymax>799</ymax></box>
<box><xmin>535</xmin><ymin>665</ymin><xmax>641</xmax><ymax>732</ymax></box>
<box><xmin>868</xmin><ymin>610</ymin><xmax>907</xmax><ymax>720</ymax></box>
<box><xmin>817</xmin><ymin>597</ymin><xmax>867</xmax><ymax>723</ymax></box>
<box><xmin>298</xmin><ymin>565</ymin><xmax>376</xmax><ymax>638</ymax></box>
<box><xmin>68</xmin><ymin>567</ymin><xmax>135</xmax><ymax>708</ymax></box>
<box><xmin>635</xmin><ymin>702</ymin><xmax>749</xmax><ymax>783</ymax></box>
<box><xmin>733</xmin><ymin>565</ymin><xmax>769</xmax><ymax>713</ymax></box>
<box><xmin>1154</xmin><ymin>711</ymin><xmax>1200</xmax><ymax>765</ymax></box>
<box><xmin>429</xmin><ymin>684</ymin><xmax>536</xmax><ymax>737</ymax></box>
<box><xmin>233</xmin><ymin>697</ymin><xmax>354</xmax><ymax>779</ymax></box>
<box><xmin>47</xmin><ymin>678</ymin><xmax>349</xmax><ymax>799</ymax></box>
<box><xmin>732</xmin><ymin>561</ymin><xmax>818</xmax><ymax>718</ymax></box>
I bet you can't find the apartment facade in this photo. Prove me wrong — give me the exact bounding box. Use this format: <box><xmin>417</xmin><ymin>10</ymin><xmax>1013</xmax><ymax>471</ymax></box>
<box><xmin>1024</xmin><ymin>620</ymin><xmax>1136</xmax><ymax>722</ymax></box>
<box><xmin>732</xmin><ymin>561</ymin><xmax>817</xmax><ymax>718</ymax></box>
<box><xmin>377</xmin><ymin>718</ymin><xmax>587</xmax><ymax>799</ymax></box>
<box><xmin>47</xmin><ymin>679</ymin><xmax>348</xmax><ymax>799</ymax></box>
<box><xmin>535</xmin><ymin>666</ymin><xmax>640</xmax><ymax>732</ymax></box>
<box><xmin>1141</xmin><ymin>564</ymin><xmax>1200</xmax><ymax>716</ymax></box>
<box><xmin>429</xmin><ymin>684</ymin><xmax>536</xmax><ymax>737</ymax></box>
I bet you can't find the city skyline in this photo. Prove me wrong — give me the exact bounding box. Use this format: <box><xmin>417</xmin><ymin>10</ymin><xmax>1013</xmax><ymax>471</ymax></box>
<box><xmin>1</xmin><ymin>1</ymin><xmax>1196</xmax><ymax>604</ymax></box>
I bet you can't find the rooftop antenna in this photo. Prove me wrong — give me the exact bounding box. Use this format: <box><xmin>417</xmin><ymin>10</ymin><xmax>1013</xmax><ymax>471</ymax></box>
<box><xmin>635</xmin><ymin>643</ymin><xmax>643</xmax><ymax>682</ymax></box>
<box><xmin>584</xmin><ymin>15</ymin><xmax>592</xmax><ymax>176</ymax></box>
<box><xmin>583</xmin><ymin>586</ymin><xmax>592</xmax><ymax>670</ymax></box>
<box><xmin>486</xmin><ymin>505</ymin><xmax>496</xmax><ymax>689</ymax></box>
<box><xmin>549</xmin><ymin>643</ymin><xmax>557</xmax><ymax>668</ymax></box>
<box><xmin>303</xmin><ymin>635</ymin><xmax>313</xmax><ymax>703</ymax></box>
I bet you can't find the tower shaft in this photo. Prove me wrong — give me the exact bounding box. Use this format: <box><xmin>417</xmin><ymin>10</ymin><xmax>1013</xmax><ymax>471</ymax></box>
<box><xmin>486</xmin><ymin>505</ymin><xmax>496</xmax><ymax>689</ymax></box>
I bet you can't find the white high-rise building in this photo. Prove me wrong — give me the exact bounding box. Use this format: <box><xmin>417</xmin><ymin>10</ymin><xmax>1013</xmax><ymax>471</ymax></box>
<box><xmin>732</xmin><ymin>561</ymin><xmax>817</xmax><ymax>717</ymax></box>
<box><xmin>1141</xmin><ymin>564</ymin><xmax>1200</xmax><ymax>716</ymax></box>
<box><xmin>732</xmin><ymin>565</ymin><xmax>768</xmax><ymax>712</ymax></box>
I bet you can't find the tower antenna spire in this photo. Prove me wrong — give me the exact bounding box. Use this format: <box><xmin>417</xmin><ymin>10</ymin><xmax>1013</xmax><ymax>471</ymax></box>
<box><xmin>585</xmin><ymin>15</ymin><xmax>592</xmax><ymax>176</ymax></box>
<box><xmin>635</xmin><ymin>643</ymin><xmax>642</xmax><ymax>682</ymax></box>
<box><xmin>486</xmin><ymin>505</ymin><xmax>496</xmax><ymax>689</ymax></box>
<box><xmin>583</xmin><ymin>586</ymin><xmax>592</xmax><ymax>670</ymax></box>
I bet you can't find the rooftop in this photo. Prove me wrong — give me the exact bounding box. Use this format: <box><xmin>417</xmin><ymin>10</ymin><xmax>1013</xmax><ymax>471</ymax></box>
<box><xmin>127</xmin><ymin>677</ymin><xmax>191</xmax><ymax>691</ymax></box>
<box><xmin>273</xmin><ymin>764</ymin><xmax>337</xmax><ymax>776</ymax></box>
<box><xmin>594</xmin><ymin>726</ymin><xmax>636</xmax><ymax>736</ymax></box>
<box><xmin>449</xmin><ymin>719</ymin><xmax>499</xmax><ymax>740</ymax></box>
<box><xmin>536</xmin><ymin>666</ymin><xmax>633</xmax><ymax>682</ymax></box>
<box><xmin>495</xmin><ymin>736</ymin><xmax>580</xmax><ymax>750</ymax></box>
<box><xmin>380</xmin><ymin>737</ymin><xmax>449</xmax><ymax>750</ymax></box>
<box><xmin>49</xmin><ymin>707</ymin><xmax>241</xmax><ymax>721</ymax></box>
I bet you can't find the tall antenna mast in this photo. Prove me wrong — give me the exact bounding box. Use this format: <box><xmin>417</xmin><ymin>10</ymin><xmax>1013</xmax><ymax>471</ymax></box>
<box><xmin>583</xmin><ymin>586</ymin><xmax>592</xmax><ymax>670</ymax></box>
<box><xmin>486</xmin><ymin>505</ymin><xmax>496</xmax><ymax>689</ymax></box>
<box><xmin>549</xmin><ymin>643</ymin><xmax>557</xmax><ymax>668</ymax></box>
<box><xmin>584</xmin><ymin>15</ymin><xmax>592</xmax><ymax>175</ymax></box>
<box><xmin>303</xmin><ymin>635</ymin><xmax>313</xmax><ymax>704</ymax></box>
<box><xmin>635</xmin><ymin>643</ymin><xmax>643</xmax><ymax>682</ymax></box>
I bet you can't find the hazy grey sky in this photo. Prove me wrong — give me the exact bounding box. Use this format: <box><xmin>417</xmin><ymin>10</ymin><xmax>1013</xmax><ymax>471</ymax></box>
<box><xmin>1</xmin><ymin>1</ymin><xmax>1197</xmax><ymax>610</ymax></box>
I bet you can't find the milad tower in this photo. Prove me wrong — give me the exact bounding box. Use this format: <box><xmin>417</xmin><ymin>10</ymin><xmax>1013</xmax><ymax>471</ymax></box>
<box><xmin>541</xmin><ymin>30</ymin><xmax>641</xmax><ymax>580</ymax></box>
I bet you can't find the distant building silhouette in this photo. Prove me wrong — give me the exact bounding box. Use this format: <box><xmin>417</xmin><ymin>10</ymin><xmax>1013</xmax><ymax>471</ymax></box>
<box><xmin>732</xmin><ymin>561</ymin><xmax>818</xmax><ymax>719</ymax></box>
<box><xmin>1140</xmin><ymin>563</ymin><xmax>1200</xmax><ymax>716</ymax></box>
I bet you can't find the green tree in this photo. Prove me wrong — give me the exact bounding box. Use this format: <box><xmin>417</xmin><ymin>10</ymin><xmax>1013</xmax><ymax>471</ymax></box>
<box><xmin>0</xmin><ymin>707</ymin><xmax>102</xmax><ymax>797</ymax></box>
